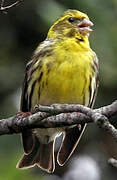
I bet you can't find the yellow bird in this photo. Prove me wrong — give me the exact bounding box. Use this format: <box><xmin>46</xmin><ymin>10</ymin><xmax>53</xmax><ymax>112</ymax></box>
<box><xmin>17</xmin><ymin>9</ymin><xmax>99</xmax><ymax>173</ymax></box>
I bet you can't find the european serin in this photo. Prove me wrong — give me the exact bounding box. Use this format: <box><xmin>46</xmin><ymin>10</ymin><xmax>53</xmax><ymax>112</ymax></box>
<box><xmin>17</xmin><ymin>9</ymin><xmax>99</xmax><ymax>173</ymax></box>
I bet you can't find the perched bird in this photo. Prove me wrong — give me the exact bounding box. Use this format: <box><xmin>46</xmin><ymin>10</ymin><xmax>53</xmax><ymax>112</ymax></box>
<box><xmin>17</xmin><ymin>9</ymin><xmax>99</xmax><ymax>173</ymax></box>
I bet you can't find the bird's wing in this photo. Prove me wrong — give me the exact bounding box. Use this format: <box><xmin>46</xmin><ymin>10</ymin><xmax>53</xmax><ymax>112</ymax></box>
<box><xmin>20</xmin><ymin>60</ymin><xmax>33</xmax><ymax>112</ymax></box>
<box><xmin>20</xmin><ymin>60</ymin><xmax>35</xmax><ymax>154</ymax></box>
<box><xmin>20</xmin><ymin>39</ymin><xmax>55</xmax><ymax>154</ymax></box>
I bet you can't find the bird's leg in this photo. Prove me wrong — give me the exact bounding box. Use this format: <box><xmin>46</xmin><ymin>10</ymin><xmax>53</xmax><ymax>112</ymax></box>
<box><xmin>16</xmin><ymin>111</ymin><xmax>32</xmax><ymax>119</ymax></box>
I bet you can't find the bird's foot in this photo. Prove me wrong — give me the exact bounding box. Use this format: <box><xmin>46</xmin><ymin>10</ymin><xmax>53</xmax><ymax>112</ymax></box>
<box><xmin>17</xmin><ymin>111</ymin><xmax>32</xmax><ymax>118</ymax></box>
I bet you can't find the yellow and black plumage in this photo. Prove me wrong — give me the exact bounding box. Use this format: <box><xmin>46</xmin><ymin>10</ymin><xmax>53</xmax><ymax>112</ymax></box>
<box><xmin>17</xmin><ymin>9</ymin><xmax>99</xmax><ymax>173</ymax></box>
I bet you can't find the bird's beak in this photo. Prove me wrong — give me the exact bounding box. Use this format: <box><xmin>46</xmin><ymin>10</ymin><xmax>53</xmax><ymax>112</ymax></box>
<box><xmin>78</xmin><ymin>18</ymin><xmax>94</xmax><ymax>35</ymax></box>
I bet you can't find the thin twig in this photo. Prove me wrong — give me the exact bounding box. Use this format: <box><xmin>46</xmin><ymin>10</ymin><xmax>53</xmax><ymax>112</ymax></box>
<box><xmin>0</xmin><ymin>0</ymin><xmax>24</xmax><ymax>12</ymax></box>
<box><xmin>34</xmin><ymin>101</ymin><xmax>117</xmax><ymax>118</ymax></box>
<box><xmin>108</xmin><ymin>158</ymin><xmax>117</xmax><ymax>168</ymax></box>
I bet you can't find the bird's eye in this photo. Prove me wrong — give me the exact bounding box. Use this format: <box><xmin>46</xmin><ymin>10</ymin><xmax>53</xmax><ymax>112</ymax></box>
<box><xmin>68</xmin><ymin>17</ymin><xmax>75</xmax><ymax>23</ymax></box>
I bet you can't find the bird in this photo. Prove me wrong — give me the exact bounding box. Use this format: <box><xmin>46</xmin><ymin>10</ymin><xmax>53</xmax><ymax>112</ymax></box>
<box><xmin>17</xmin><ymin>9</ymin><xmax>99</xmax><ymax>173</ymax></box>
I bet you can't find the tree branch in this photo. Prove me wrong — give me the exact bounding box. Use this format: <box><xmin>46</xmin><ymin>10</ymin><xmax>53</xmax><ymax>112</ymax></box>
<box><xmin>0</xmin><ymin>100</ymin><xmax>116</xmax><ymax>135</ymax></box>
<box><xmin>0</xmin><ymin>100</ymin><xmax>117</xmax><ymax>167</ymax></box>
<box><xmin>0</xmin><ymin>0</ymin><xmax>24</xmax><ymax>12</ymax></box>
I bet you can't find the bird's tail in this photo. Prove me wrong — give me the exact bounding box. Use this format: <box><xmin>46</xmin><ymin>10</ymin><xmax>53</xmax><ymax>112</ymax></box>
<box><xmin>17</xmin><ymin>137</ymin><xmax>55</xmax><ymax>173</ymax></box>
<box><xmin>57</xmin><ymin>124</ymin><xmax>86</xmax><ymax>166</ymax></box>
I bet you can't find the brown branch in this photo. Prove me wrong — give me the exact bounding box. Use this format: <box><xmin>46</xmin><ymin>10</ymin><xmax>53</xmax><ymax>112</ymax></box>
<box><xmin>0</xmin><ymin>0</ymin><xmax>24</xmax><ymax>12</ymax></box>
<box><xmin>0</xmin><ymin>100</ymin><xmax>116</xmax><ymax>135</ymax></box>
<box><xmin>0</xmin><ymin>100</ymin><xmax>117</xmax><ymax>167</ymax></box>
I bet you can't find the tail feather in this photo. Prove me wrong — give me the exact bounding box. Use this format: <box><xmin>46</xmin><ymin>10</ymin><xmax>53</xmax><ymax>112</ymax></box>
<box><xmin>17</xmin><ymin>137</ymin><xmax>55</xmax><ymax>173</ymax></box>
<box><xmin>21</xmin><ymin>129</ymin><xmax>34</xmax><ymax>154</ymax></box>
<box><xmin>36</xmin><ymin>142</ymin><xmax>55</xmax><ymax>173</ymax></box>
<box><xmin>57</xmin><ymin>124</ymin><xmax>86</xmax><ymax>166</ymax></box>
<box><xmin>17</xmin><ymin>136</ymin><xmax>40</xmax><ymax>169</ymax></box>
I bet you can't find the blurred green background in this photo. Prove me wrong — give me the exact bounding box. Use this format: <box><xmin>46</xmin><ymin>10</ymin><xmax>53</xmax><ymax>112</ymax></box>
<box><xmin>0</xmin><ymin>0</ymin><xmax>117</xmax><ymax>179</ymax></box>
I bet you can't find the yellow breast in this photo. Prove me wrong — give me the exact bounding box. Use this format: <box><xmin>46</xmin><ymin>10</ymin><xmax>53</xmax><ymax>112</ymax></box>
<box><xmin>29</xmin><ymin>38</ymin><xmax>94</xmax><ymax>107</ymax></box>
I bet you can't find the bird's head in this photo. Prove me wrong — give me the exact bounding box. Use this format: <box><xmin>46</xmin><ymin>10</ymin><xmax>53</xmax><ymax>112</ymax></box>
<box><xmin>48</xmin><ymin>9</ymin><xmax>93</xmax><ymax>40</ymax></box>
